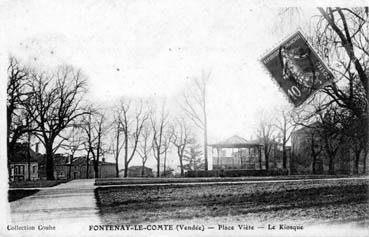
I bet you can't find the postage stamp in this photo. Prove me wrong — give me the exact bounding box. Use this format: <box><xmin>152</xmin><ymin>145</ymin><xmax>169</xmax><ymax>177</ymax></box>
<box><xmin>261</xmin><ymin>31</ymin><xmax>334</xmax><ymax>107</ymax></box>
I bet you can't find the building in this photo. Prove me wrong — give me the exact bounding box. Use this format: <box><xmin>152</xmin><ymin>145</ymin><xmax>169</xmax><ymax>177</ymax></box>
<box><xmin>210</xmin><ymin>135</ymin><xmax>288</xmax><ymax>173</ymax></box>
<box><xmin>8</xmin><ymin>143</ymin><xmax>40</xmax><ymax>181</ymax></box>
<box><xmin>290</xmin><ymin>125</ymin><xmax>365</xmax><ymax>174</ymax></box>
<box><xmin>119</xmin><ymin>166</ymin><xmax>154</xmax><ymax>177</ymax></box>
<box><xmin>39</xmin><ymin>154</ymin><xmax>116</xmax><ymax>180</ymax></box>
<box><xmin>210</xmin><ymin>135</ymin><xmax>265</xmax><ymax>170</ymax></box>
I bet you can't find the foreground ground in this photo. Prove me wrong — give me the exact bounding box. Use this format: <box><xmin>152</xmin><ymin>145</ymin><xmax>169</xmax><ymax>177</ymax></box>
<box><xmin>95</xmin><ymin>178</ymin><xmax>369</xmax><ymax>226</ymax></box>
<box><xmin>9</xmin><ymin>179</ymin><xmax>100</xmax><ymax>226</ymax></box>
<box><xmin>7</xmin><ymin>177</ymin><xmax>368</xmax><ymax>236</ymax></box>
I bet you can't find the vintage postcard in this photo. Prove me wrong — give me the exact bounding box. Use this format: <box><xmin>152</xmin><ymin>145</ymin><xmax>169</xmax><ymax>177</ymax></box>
<box><xmin>1</xmin><ymin>0</ymin><xmax>368</xmax><ymax>236</ymax></box>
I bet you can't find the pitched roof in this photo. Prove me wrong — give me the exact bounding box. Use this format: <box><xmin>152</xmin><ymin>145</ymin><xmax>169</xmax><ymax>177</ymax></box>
<box><xmin>210</xmin><ymin>135</ymin><xmax>262</xmax><ymax>148</ymax></box>
<box><xmin>9</xmin><ymin>143</ymin><xmax>41</xmax><ymax>163</ymax></box>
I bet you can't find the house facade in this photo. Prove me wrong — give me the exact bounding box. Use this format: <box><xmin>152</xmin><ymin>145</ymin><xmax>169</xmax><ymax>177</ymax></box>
<box><xmin>290</xmin><ymin>125</ymin><xmax>365</xmax><ymax>174</ymax></box>
<box><xmin>39</xmin><ymin>154</ymin><xmax>116</xmax><ymax>180</ymax></box>
<box><xmin>8</xmin><ymin>143</ymin><xmax>40</xmax><ymax>181</ymax></box>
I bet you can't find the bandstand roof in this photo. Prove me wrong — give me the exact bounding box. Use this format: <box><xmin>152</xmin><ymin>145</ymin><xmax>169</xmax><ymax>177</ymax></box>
<box><xmin>209</xmin><ymin>135</ymin><xmax>262</xmax><ymax>148</ymax></box>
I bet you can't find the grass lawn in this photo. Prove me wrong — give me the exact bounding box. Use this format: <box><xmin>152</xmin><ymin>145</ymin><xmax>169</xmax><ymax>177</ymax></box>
<box><xmin>8</xmin><ymin>189</ymin><xmax>39</xmax><ymax>202</ymax></box>
<box><xmin>9</xmin><ymin>179</ymin><xmax>68</xmax><ymax>188</ymax></box>
<box><xmin>95</xmin><ymin>175</ymin><xmax>350</xmax><ymax>186</ymax></box>
<box><xmin>95</xmin><ymin>178</ymin><xmax>368</xmax><ymax>225</ymax></box>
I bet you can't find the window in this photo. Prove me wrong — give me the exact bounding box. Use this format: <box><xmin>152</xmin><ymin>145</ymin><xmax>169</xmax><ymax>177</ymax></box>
<box><xmin>32</xmin><ymin>165</ymin><xmax>37</xmax><ymax>174</ymax></box>
<box><xmin>14</xmin><ymin>165</ymin><xmax>25</xmax><ymax>175</ymax></box>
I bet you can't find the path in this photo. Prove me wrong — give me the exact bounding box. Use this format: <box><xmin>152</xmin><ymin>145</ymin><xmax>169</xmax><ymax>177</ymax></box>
<box><xmin>9</xmin><ymin>179</ymin><xmax>100</xmax><ymax>235</ymax></box>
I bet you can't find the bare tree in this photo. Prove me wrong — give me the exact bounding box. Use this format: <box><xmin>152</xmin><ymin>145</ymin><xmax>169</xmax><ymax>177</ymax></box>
<box><xmin>273</xmin><ymin>107</ymin><xmax>296</xmax><ymax>170</ymax></box>
<box><xmin>345</xmin><ymin>114</ymin><xmax>367</xmax><ymax>174</ymax></box>
<box><xmin>7</xmin><ymin>56</ymin><xmax>34</xmax><ymax>157</ymax></box>
<box><xmin>137</xmin><ymin>123</ymin><xmax>152</xmax><ymax>177</ymax></box>
<box><xmin>162</xmin><ymin>126</ymin><xmax>174</xmax><ymax>176</ymax></box>
<box><xmin>25</xmin><ymin>65</ymin><xmax>87</xmax><ymax>180</ymax></box>
<box><xmin>7</xmin><ymin>62</ymin><xmax>35</xmax><ymax>181</ymax></box>
<box><xmin>60</xmin><ymin>125</ymin><xmax>85</xmax><ymax>179</ymax></box>
<box><xmin>79</xmin><ymin>108</ymin><xmax>96</xmax><ymax>179</ymax></box>
<box><xmin>110</xmin><ymin>111</ymin><xmax>125</xmax><ymax>178</ymax></box>
<box><xmin>314</xmin><ymin>8</ymin><xmax>368</xmax><ymax>172</ymax></box>
<box><xmin>117</xmin><ymin>98</ymin><xmax>149</xmax><ymax>178</ymax></box>
<box><xmin>299</xmin><ymin>126</ymin><xmax>324</xmax><ymax>174</ymax></box>
<box><xmin>277</xmin><ymin>7</ymin><xmax>369</xmax><ymax>173</ymax></box>
<box><xmin>182</xmin><ymin>71</ymin><xmax>210</xmax><ymax>171</ymax></box>
<box><xmin>172</xmin><ymin>118</ymin><xmax>193</xmax><ymax>176</ymax></box>
<box><xmin>318</xmin><ymin>107</ymin><xmax>346</xmax><ymax>174</ymax></box>
<box><xmin>151</xmin><ymin>102</ymin><xmax>169</xmax><ymax>177</ymax></box>
<box><xmin>79</xmin><ymin>106</ymin><xmax>109</xmax><ymax>178</ymax></box>
<box><xmin>82</xmin><ymin>139</ymin><xmax>91</xmax><ymax>178</ymax></box>
<box><xmin>292</xmin><ymin>99</ymin><xmax>349</xmax><ymax>174</ymax></box>
<box><xmin>316</xmin><ymin>8</ymin><xmax>368</xmax><ymax>94</ymax></box>
<box><xmin>255</xmin><ymin>110</ymin><xmax>277</xmax><ymax>171</ymax></box>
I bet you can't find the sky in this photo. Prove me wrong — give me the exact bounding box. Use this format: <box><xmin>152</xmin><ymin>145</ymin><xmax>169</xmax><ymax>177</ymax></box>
<box><xmin>1</xmin><ymin>0</ymin><xmax>364</xmax><ymax>169</ymax></box>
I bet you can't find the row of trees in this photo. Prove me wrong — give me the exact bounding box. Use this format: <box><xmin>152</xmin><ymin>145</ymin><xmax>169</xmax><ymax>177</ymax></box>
<box><xmin>8</xmin><ymin>7</ymin><xmax>368</xmax><ymax>179</ymax></box>
<box><xmin>7</xmin><ymin>57</ymin><xmax>211</xmax><ymax>180</ymax></box>
<box><xmin>255</xmin><ymin>107</ymin><xmax>295</xmax><ymax>172</ymax></box>
<box><xmin>298</xmin><ymin>7</ymin><xmax>368</xmax><ymax>174</ymax></box>
<box><xmin>7</xmin><ymin>60</ymin><xmax>88</xmax><ymax>180</ymax></box>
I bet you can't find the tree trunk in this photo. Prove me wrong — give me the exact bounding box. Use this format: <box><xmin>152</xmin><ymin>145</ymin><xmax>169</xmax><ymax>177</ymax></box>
<box><xmin>204</xmin><ymin>126</ymin><xmax>208</xmax><ymax>171</ymax></box>
<box><xmin>95</xmin><ymin>130</ymin><xmax>102</xmax><ymax>178</ymax></box>
<box><xmin>264</xmin><ymin>145</ymin><xmax>269</xmax><ymax>171</ymax></box>
<box><xmin>363</xmin><ymin>145</ymin><xmax>367</xmax><ymax>174</ymax></box>
<box><xmin>312</xmin><ymin>155</ymin><xmax>316</xmax><ymax>174</ymax></box>
<box><xmin>163</xmin><ymin>152</ymin><xmax>167</xmax><ymax>176</ymax></box>
<box><xmin>354</xmin><ymin>150</ymin><xmax>360</xmax><ymax>175</ymax></box>
<box><xmin>115</xmin><ymin>161</ymin><xmax>119</xmax><ymax>178</ymax></box>
<box><xmin>179</xmin><ymin>157</ymin><xmax>184</xmax><ymax>177</ymax></box>
<box><xmin>115</xmin><ymin>125</ymin><xmax>120</xmax><ymax>178</ymax></box>
<box><xmin>7</xmin><ymin>150</ymin><xmax>12</xmax><ymax>181</ymax></box>
<box><xmin>328</xmin><ymin>155</ymin><xmax>335</xmax><ymax>175</ymax></box>
<box><xmin>157</xmin><ymin>150</ymin><xmax>160</xmax><ymax>177</ymax></box>
<box><xmin>141</xmin><ymin>163</ymin><xmax>145</xmax><ymax>177</ymax></box>
<box><xmin>86</xmin><ymin>150</ymin><xmax>90</xmax><ymax>179</ymax></box>
<box><xmin>93</xmin><ymin>160</ymin><xmax>99</xmax><ymax>178</ymax></box>
<box><xmin>68</xmin><ymin>157</ymin><xmax>72</xmax><ymax>180</ymax></box>
<box><xmin>27</xmin><ymin>131</ymin><xmax>31</xmax><ymax>181</ymax></box>
<box><xmin>259</xmin><ymin>146</ymin><xmax>262</xmax><ymax>170</ymax></box>
<box><xmin>282</xmin><ymin>142</ymin><xmax>287</xmax><ymax>169</ymax></box>
<box><xmin>177</xmin><ymin>147</ymin><xmax>185</xmax><ymax>177</ymax></box>
<box><xmin>45</xmin><ymin>146</ymin><xmax>55</xmax><ymax>180</ymax></box>
<box><xmin>124</xmin><ymin>132</ymin><xmax>128</xmax><ymax>178</ymax></box>
<box><xmin>311</xmin><ymin>136</ymin><xmax>316</xmax><ymax>174</ymax></box>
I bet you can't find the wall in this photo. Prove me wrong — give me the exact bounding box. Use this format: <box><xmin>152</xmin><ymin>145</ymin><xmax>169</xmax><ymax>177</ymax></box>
<box><xmin>54</xmin><ymin>163</ymin><xmax>117</xmax><ymax>179</ymax></box>
<box><xmin>291</xmin><ymin>129</ymin><xmax>360</xmax><ymax>175</ymax></box>
<box><xmin>10</xmin><ymin>162</ymin><xmax>39</xmax><ymax>181</ymax></box>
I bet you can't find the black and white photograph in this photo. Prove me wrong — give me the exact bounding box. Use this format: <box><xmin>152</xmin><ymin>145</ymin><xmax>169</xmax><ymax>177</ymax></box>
<box><xmin>1</xmin><ymin>0</ymin><xmax>368</xmax><ymax>236</ymax></box>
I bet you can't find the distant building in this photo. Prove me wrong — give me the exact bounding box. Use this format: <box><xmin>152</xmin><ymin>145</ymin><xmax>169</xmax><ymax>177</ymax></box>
<box><xmin>210</xmin><ymin>135</ymin><xmax>287</xmax><ymax>171</ymax></box>
<box><xmin>39</xmin><ymin>155</ymin><xmax>116</xmax><ymax>180</ymax></box>
<box><xmin>290</xmin><ymin>125</ymin><xmax>364</xmax><ymax>174</ymax></box>
<box><xmin>119</xmin><ymin>166</ymin><xmax>153</xmax><ymax>177</ymax></box>
<box><xmin>8</xmin><ymin>143</ymin><xmax>40</xmax><ymax>181</ymax></box>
